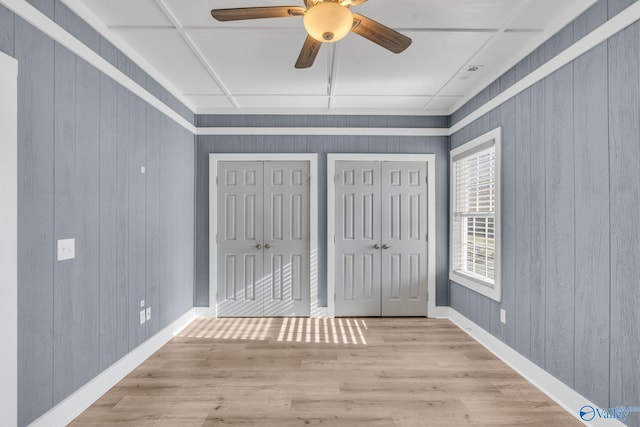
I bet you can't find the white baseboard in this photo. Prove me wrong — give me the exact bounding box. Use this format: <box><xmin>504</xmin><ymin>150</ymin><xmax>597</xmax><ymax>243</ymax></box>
<box><xmin>433</xmin><ymin>306</ymin><xmax>450</xmax><ymax>319</ymax></box>
<box><xmin>194</xmin><ymin>306</ymin><xmax>216</xmax><ymax>317</ymax></box>
<box><xmin>28</xmin><ymin>308</ymin><xmax>197</xmax><ymax>427</ymax></box>
<box><xmin>443</xmin><ymin>307</ymin><xmax>624</xmax><ymax>427</ymax></box>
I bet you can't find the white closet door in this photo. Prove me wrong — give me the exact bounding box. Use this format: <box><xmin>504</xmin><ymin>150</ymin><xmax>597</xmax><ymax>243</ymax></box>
<box><xmin>334</xmin><ymin>160</ymin><xmax>428</xmax><ymax>317</ymax></box>
<box><xmin>217</xmin><ymin>160</ymin><xmax>310</xmax><ymax>317</ymax></box>
<box><xmin>217</xmin><ymin>161</ymin><xmax>265</xmax><ymax>317</ymax></box>
<box><xmin>263</xmin><ymin>161</ymin><xmax>310</xmax><ymax>316</ymax></box>
<box><xmin>335</xmin><ymin>161</ymin><xmax>382</xmax><ymax>316</ymax></box>
<box><xmin>381</xmin><ymin>162</ymin><xmax>428</xmax><ymax>316</ymax></box>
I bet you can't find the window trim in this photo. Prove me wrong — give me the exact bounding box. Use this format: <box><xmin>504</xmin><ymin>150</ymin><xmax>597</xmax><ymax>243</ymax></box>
<box><xmin>449</xmin><ymin>127</ymin><xmax>502</xmax><ymax>302</ymax></box>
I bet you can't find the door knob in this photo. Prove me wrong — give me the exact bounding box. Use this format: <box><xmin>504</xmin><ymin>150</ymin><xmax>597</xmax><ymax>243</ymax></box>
<box><xmin>264</xmin><ymin>243</ymin><xmax>272</xmax><ymax>249</ymax></box>
<box><xmin>373</xmin><ymin>244</ymin><xmax>380</xmax><ymax>250</ymax></box>
<box><xmin>255</xmin><ymin>243</ymin><xmax>262</xmax><ymax>250</ymax></box>
<box><xmin>382</xmin><ymin>244</ymin><xmax>391</xmax><ymax>250</ymax></box>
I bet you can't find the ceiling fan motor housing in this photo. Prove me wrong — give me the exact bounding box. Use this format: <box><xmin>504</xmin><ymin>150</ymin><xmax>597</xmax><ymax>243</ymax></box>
<box><xmin>303</xmin><ymin>1</ymin><xmax>354</xmax><ymax>43</ymax></box>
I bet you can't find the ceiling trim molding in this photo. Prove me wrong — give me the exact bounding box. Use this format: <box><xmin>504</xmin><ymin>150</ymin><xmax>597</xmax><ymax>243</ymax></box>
<box><xmin>195</xmin><ymin>127</ymin><xmax>450</xmax><ymax>137</ymax></box>
<box><xmin>450</xmin><ymin>0</ymin><xmax>640</xmax><ymax>135</ymax></box>
<box><xmin>0</xmin><ymin>0</ymin><xmax>197</xmax><ymax>134</ymax></box>
<box><xmin>195</xmin><ymin>107</ymin><xmax>451</xmax><ymax>116</ymax></box>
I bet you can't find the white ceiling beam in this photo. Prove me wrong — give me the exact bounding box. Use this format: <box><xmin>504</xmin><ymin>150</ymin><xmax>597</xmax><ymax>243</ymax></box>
<box><xmin>152</xmin><ymin>0</ymin><xmax>240</xmax><ymax>109</ymax></box>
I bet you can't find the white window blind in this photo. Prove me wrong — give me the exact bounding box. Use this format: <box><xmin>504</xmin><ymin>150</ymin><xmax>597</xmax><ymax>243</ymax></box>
<box><xmin>452</xmin><ymin>145</ymin><xmax>496</xmax><ymax>285</ymax></box>
<box><xmin>449</xmin><ymin>127</ymin><xmax>501</xmax><ymax>301</ymax></box>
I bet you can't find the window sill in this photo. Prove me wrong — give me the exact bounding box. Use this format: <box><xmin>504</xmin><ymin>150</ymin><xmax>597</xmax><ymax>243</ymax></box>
<box><xmin>449</xmin><ymin>271</ymin><xmax>501</xmax><ymax>302</ymax></box>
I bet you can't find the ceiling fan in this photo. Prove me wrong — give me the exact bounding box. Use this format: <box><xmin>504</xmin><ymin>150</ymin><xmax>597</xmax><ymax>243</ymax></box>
<box><xmin>210</xmin><ymin>0</ymin><xmax>412</xmax><ymax>69</ymax></box>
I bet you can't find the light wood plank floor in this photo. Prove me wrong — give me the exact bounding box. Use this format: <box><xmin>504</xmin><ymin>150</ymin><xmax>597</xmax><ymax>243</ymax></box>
<box><xmin>72</xmin><ymin>318</ymin><xmax>580</xmax><ymax>426</ymax></box>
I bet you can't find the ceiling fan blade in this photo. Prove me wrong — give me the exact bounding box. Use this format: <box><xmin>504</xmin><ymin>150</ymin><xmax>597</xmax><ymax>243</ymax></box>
<box><xmin>295</xmin><ymin>35</ymin><xmax>322</xmax><ymax>69</ymax></box>
<box><xmin>211</xmin><ymin>6</ymin><xmax>305</xmax><ymax>22</ymax></box>
<box><xmin>351</xmin><ymin>13</ymin><xmax>411</xmax><ymax>53</ymax></box>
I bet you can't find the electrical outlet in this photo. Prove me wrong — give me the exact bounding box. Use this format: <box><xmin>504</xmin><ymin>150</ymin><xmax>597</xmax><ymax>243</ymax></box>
<box><xmin>57</xmin><ymin>238</ymin><xmax>75</xmax><ymax>261</ymax></box>
<box><xmin>139</xmin><ymin>310</ymin><xmax>146</xmax><ymax>325</ymax></box>
<box><xmin>140</xmin><ymin>300</ymin><xmax>145</xmax><ymax>308</ymax></box>
<box><xmin>500</xmin><ymin>309</ymin><xmax>507</xmax><ymax>324</ymax></box>
<box><xmin>146</xmin><ymin>307</ymin><xmax>151</xmax><ymax>321</ymax></box>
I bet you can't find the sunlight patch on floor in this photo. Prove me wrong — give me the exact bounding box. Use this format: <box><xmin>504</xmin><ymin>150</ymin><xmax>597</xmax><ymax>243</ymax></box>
<box><xmin>276</xmin><ymin>318</ymin><xmax>368</xmax><ymax>345</ymax></box>
<box><xmin>178</xmin><ymin>317</ymin><xmax>369</xmax><ymax>345</ymax></box>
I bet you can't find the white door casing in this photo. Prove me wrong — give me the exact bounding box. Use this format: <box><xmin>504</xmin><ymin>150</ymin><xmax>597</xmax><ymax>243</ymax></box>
<box><xmin>328</xmin><ymin>154</ymin><xmax>436</xmax><ymax>318</ymax></box>
<box><xmin>209</xmin><ymin>154</ymin><xmax>321</xmax><ymax>317</ymax></box>
<box><xmin>0</xmin><ymin>51</ymin><xmax>18</xmax><ymax>426</ymax></box>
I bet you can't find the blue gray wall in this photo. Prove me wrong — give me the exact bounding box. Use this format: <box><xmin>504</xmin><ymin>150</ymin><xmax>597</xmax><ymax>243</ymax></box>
<box><xmin>194</xmin><ymin>115</ymin><xmax>450</xmax><ymax>308</ymax></box>
<box><xmin>450</xmin><ymin>0</ymin><xmax>640</xmax><ymax>423</ymax></box>
<box><xmin>0</xmin><ymin>2</ymin><xmax>196</xmax><ymax>425</ymax></box>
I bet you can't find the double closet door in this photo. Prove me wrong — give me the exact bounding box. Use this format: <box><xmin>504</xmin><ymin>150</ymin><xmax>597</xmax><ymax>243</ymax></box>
<box><xmin>217</xmin><ymin>161</ymin><xmax>310</xmax><ymax>317</ymax></box>
<box><xmin>335</xmin><ymin>161</ymin><xmax>428</xmax><ymax>316</ymax></box>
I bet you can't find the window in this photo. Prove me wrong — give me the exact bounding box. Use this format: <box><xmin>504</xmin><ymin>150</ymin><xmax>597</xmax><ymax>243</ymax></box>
<box><xmin>450</xmin><ymin>127</ymin><xmax>501</xmax><ymax>301</ymax></box>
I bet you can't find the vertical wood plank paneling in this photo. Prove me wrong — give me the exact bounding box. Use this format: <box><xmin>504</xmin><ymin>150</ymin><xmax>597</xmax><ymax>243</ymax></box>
<box><xmin>574</xmin><ymin>1</ymin><xmax>608</xmax><ymax>42</ymax></box>
<box><xmin>529</xmin><ymin>80</ymin><xmax>546</xmax><ymax>369</ymax></box>
<box><xmin>100</xmin><ymin>36</ymin><xmax>117</xmax><ymax>69</ymax></box>
<box><xmin>159</xmin><ymin>122</ymin><xmax>194</xmax><ymax>324</ymax></box>
<box><xmin>449</xmin><ymin>283</ymin><xmax>465</xmax><ymax>317</ymax></box>
<box><xmin>544</xmin><ymin>64</ymin><xmax>575</xmax><ymax>387</ymax></box>
<box><xmin>0</xmin><ymin>5</ymin><xmax>13</xmax><ymax>56</ymax></box>
<box><xmin>545</xmin><ymin>23</ymin><xmax>575</xmax><ymax>62</ymax></box>
<box><xmin>129</xmin><ymin>95</ymin><xmax>147</xmax><ymax>348</ymax></box>
<box><xmin>530</xmin><ymin>46</ymin><xmax>546</xmax><ymax>72</ymax></box>
<box><xmin>70</xmin><ymin>55</ymin><xmax>101</xmax><ymax>398</ymax></box>
<box><xmin>179</xmin><ymin>126</ymin><xmax>195</xmax><ymax>312</ymax></box>
<box><xmin>146</xmin><ymin>106</ymin><xmax>161</xmax><ymax>335</ymax></box>
<box><xmin>515</xmin><ymin>88</ymin><xmax>532</xmax><ymax>359</ymax></box>
<box><xmin>53</xmin><ymin>42</ymin><xmax>76</xmax><ymax>403</ymax></box>
<box><xmin>608</xmin><ymin>0</ymin><xmax>636</xmax><ymax>18</ymax></box>
<box><xmin>15</xmin><ymin>18</ymin><xmax>55</xmax><ymax>426</ymax></box>
<box><xmin>574</xmin><ymin>42</ymin><xmax>610</xmax><ymax>408</ymax></box>
<box><xmin>115</xmin><ymin>63</ymin><xmax>131</xmax><ymax>354</ymax></box>
<box><xmin>609</xmin><ymin>23</ymin><xmax>640</xmax><ymax>413</ymax></box>
<box><xmin>159</xmin><ymin>117</ymin><xmax>175</xmax><ymax>325</ymax></box>
<box><xmin>99</xmin><ymin>72</ymin><xmax>119</xmax><ymax>370</ymax></box>
<box><xmin>194</xmin><ymin>137</ymin><xmax>212</xmax><ymax>306</ymax></box>
<box><xmin>434</xmin><ymin>137</ymin><xmax>450</xmax><ymax>307</ymax></box>
<box><xmin>26</xmin><ymin>0</ymin><xmax>53</xmax><ymax>19</ymax></box>
<box><xmin>53</xmin><ymin>48</ymin><xmax>102</xmax><ymax>403</ymax></box>
<box><xmin>12</xmin><ymin>7</ymin><xmax>197</xmax><ymax>422</ymax></box>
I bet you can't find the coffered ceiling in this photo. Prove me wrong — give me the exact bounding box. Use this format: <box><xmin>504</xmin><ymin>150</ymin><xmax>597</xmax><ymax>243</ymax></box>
<box><xmin>64</xmin><ymin>0</ymin><xmax>597</xmax><ymax>115</ymax></box>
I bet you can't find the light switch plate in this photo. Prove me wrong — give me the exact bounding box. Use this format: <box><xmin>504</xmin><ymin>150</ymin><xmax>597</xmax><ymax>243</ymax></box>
<box><xmin>140</xmin><ymin>300</ymin><xmax>145</xmax><ymax>308</ymax></box>
<box><xmin>140</xmin><ymin>166</ymin><xmax>146</xmax><ymax>174</ymax></box>
<box><xmin>500</xmin><ymin>309</ymin><xmax>507</xmax><ymax>324</ymax></box>
<box><xmin>146</xmin><ymin>307</ymin><xmax>151</xmax><ymax>321</ymax></box>
<box><xmin>57</xmin><ymin>238</ymin><xmax>75</xmax><ymax>261</ymax></box>
<box><xmin>139</xmin><ymin>310</ymin><xmax>146</xmax><ymax>325</ymax></box>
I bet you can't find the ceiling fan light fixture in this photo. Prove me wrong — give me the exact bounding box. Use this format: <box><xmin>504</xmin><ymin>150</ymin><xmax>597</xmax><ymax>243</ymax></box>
<box><xmin>303</xmin><ymin>2</ymin><xmax>353</xmax><ymax>43</ymax></box>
